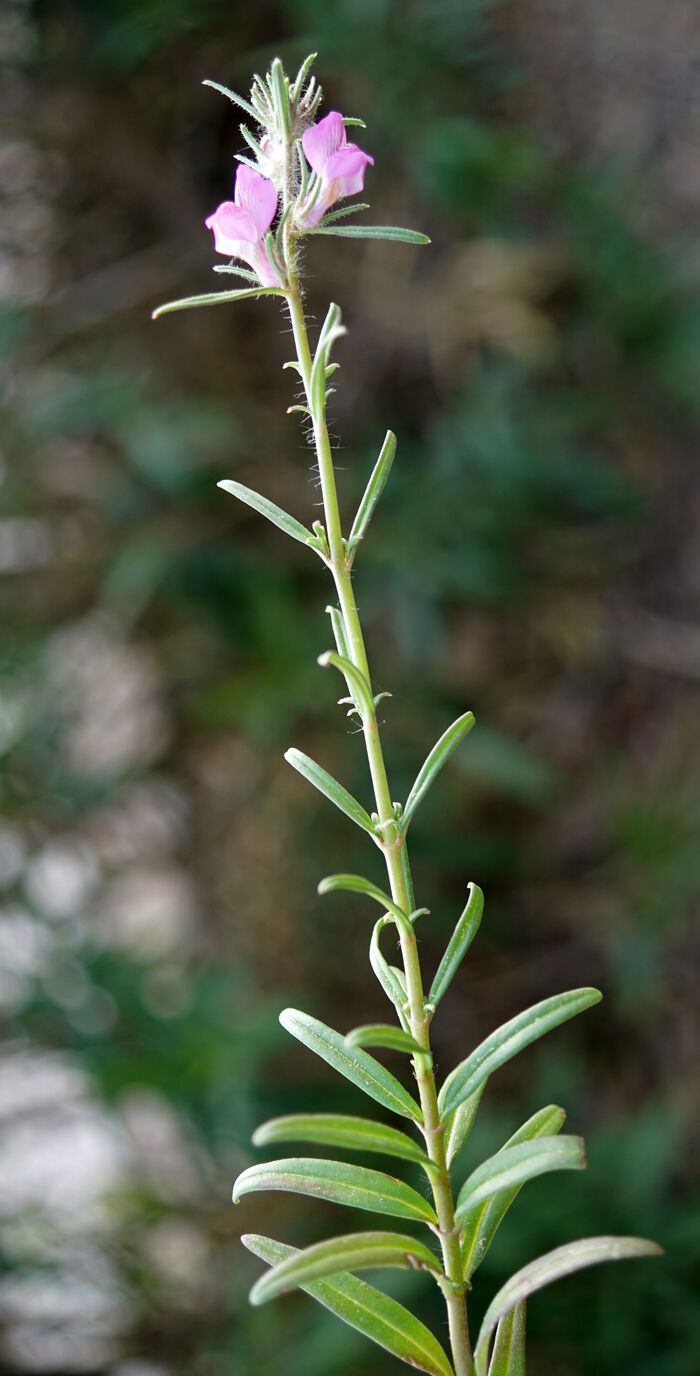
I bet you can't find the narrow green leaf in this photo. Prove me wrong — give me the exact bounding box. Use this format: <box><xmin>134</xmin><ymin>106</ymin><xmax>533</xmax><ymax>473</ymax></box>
<box><xmin>252</xmin><ymin>1112</ymin><xmax>431</xmax><ymax>1170</ymax></box>
<box><xmin>290</xmin><ymin>51</ymin><xmax>317</xmax><ymax>101</ymax></box>
<box><xmin>217</xmin><ymin>479</ymin><xmax>316</xmax><ymax>548</ymax></box>
<box><xmin>307</xmin><ymin>224</ymin><xmax>431</xmax><ymax>245</ymax></box>
<box><xmin>317</xmin><ymin>202</ymin><xmax>371</xmax><ymax>227</ymax></box>
<box><xmin>402</xmin><ymin>712</ymin><xmax>476</xmax><ymax>832</ymax></box>
<box><xmin>370</xmin><ymin>919</ymin><xmax>410</xmax><ymax>1029</ymax></box>
<box><xmin>461</xmin><ymin>1105</ymin><xmax>566</xmax><ymax>1279</ymax></box>
<box><xmin>439</xmin><ymin>988</ymin><xmax>602</xmax><ymax>1119</ymax></box>
<box><xmin>346</xmin><ymin>1024</ymin><xmax>430</xmax><ymax>1061</ymax></box>
<box><xmin>202</xmin><ymin>78</ymin><xmax>259</xmax><ymax>121</ymax></box>
<box><xmin>319</xmin><ymin>873</ymin><xmax>413</xmax><ymax>934</ymax></box>
<box><xmin>454</xmin><ymin>1136</ymin><xmax>585</xmax><ymax>1229</ymax></box>
<box><xmin>487</xmin><ymin>1302</ymin><xmax>526</xmax><ymax>1376</ymax></box>
<box><xmin>474</xmin><ymin>1236</ymin><xmax>663</xmax><ymax>1376</ymax></box>
<box><xmin>151</xmin><ymin>285</ymin><xmax>285</xmax><ymax>319</ymax></box>
<box><xmin>429</xmin><ymin>883</ymin><xmax>484</xmax><ymax>1008</ymax></box>
<box><xmin>310</xmin><ymin>302</ymin><xmax>346</xmax><ymax>416</ymax></box>
<box><xmin>233</xmin><ymin>1156</ymin><xmax>436</xmax><ymax>1224</ymax></box>
<box><xmin>318</xmin><ymin>651</ymin><xmax>376</xmax><ymax>720</ymax></box>
<box><xmin>250</xmin><ymin>1229</ymin><xmax>443</xmax><ymax>1304</ymax></box>
<box><xmin>444</xmin><ymin>1082</ymin><xmax>487</xmax><ymax>1170</ymax></box>
<box><xmin>284</xmin><ymin>749</ymin><xmax>378</xmax><ymax>837</ymax></box>
<box><xmin>242</xmin><ymin>1234</ymin><xmax>455</xmax><ymax>1376</ymax></box>
<box><xmin>280</xmin><ymin>1008</ymin><xmax>422</xmax><ymax>1122</ymax></box>
<box><xmin>213</xmin><ymin>264</ymin><xmax>260</xmax><ymax>282</ymax></box>
<box><xmin>347</xmin><ymin>430</ymin><xmax>397</xmax><ymax>562</ymax></box>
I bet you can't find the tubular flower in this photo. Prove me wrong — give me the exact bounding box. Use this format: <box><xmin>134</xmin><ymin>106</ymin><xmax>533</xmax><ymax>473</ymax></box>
<box><xmin>205</xmin><ymin>165</ymin><xmax>283</xmax><ymax>287</ymax></box>
<box><xmin>300</xmin><ymin>111</ymin><xmax>374</xmax><ymax>228</ymax></box>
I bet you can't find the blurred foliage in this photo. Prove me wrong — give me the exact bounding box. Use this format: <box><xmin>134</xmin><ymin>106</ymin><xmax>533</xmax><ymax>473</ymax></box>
<box><xmin>1</xmin><ymin>0</ymin><xmax>699</xmax><ymax>1373</ymax></box>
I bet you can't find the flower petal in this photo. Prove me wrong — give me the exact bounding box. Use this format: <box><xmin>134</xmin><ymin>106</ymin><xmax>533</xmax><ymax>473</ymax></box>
<box><xmin>326</xmin><ymin>147</ymin><xmax>374</xmax><ymax>197</ymax></box>
<box><xmin>233</xmin><ymin>165</ymin><xmax>278</xmax><ymax>237</ymax></box>
<box><xmin>205</xmin><ymin>201</ymin><xmax>260</xmax><ymax>253</ymax></box>
<box><xmin>302</xmin><ymin>110</ymin><xmax>346</xmax><ymax>176</ymax></box>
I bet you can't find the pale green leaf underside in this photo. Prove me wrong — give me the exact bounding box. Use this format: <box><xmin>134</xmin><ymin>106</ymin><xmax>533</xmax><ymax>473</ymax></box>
<box><xmin>487</xmin><ymin>1302</ymin><xmax>526</xmax><ymax>1376</ymax></box>
<box><xmin>284</xmin><ymin>749</ymin><xmax>377</xmax><ymax>837</ymax></box>
<box><xmin>307</xmin><ymin>224</ymin><xmax>431</xmax><ymax>245</ymax></box>
<box><xmin>474</xmin><ymin>1236</ymin><xmax>663</xmax><ymax>1376</ymax></box>
<box><xmin>454</xmin><ymin>1134</ymin><xmax>585</xmax><ymax>1228</ymax></box>
<box><xmin>370</xmin><ymin>919</ymin><xmax>410</xmax><ymax>1029</ymax></box>
<box><xmin>439</xmin><ymin>987</ymin><xmax>602</xmax><ymax>1118</ymax></box>
<box><xmin>318</xmin><ymin>872</ymin><xmax>412</xmax><ymax>933</ymax></box>
<box><xmin>233</xmin><ymin>1156</ymin><xmax>437</xmax><ymax>1223</ymax></box>
<box><xmin>242</xmin><ymin>1234</ymin><xmax>455</xmax><ymax>1376</ymax></box>
<box><xmin>251</xmin><ymin>1112</ymin><xmax>430</xmax><ymax>1170</ymax></box>
<box><xmin>280</xmin><ymin>1008</ymin><xmax>422</xmax><ymax>1122</ymax></box>
<box><xmin>429</xmin><ymin>882</ymin><xmax>484</xmax><ymax>1008</ymax></box>
<box><xmin>461</xmin><ymin>1104</ymin><xmax>566</xmax><ymax>1279</ymax></box>
<box><xmin>151</xmin><ymin>285</ymin><xmax>285</xmax><ymax>318</ymax></box>
<box><xmin>217</xmin><ymin>479</ymin><xmax>315</xmax><ymax>547</ymax></box>
<box><xmin>249</xmin><ymin>1229</ymin><xmax>442</xmax><ymax>1304</ymax></box>
<box><xmin>402</xmin><ymin>711</ymin><xmax>476</xmax><ymax>832</ymax></box>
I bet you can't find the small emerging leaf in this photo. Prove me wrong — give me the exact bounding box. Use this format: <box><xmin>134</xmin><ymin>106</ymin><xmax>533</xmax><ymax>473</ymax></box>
<box><xmin>151</xmin><ymin>285</ymin><xmax>285</xmax><ymax>319</ymax></box>
<box><xmin>242</xmin><ymin>1234</ymin><xmax>455</xmax><ymax>1376</ymax></box>
<box><xmin>488</xmin><ymin>1302</ymin><xmax>526</xmax><ymax>1376</ymax></box>
<box><xmin>474</xmin><ymin>1236</ymin><xmax>663</xmax><ymax>1376</ymax></box>
<box><xmin>444</xmin><ymin>1082</ymin><xmax>487</xmax><ymax>1170</ymax></box>
<box><xmin>316</xmin><ymin>202</ymin><xmax>371</xmax><ymax>227</ymax></box>
<box><xmin>461</xmin><ymin>1104</ymin><xmax>566</xmax><ymax>1280</ymax></box>
<box><xmin>250</xmin><ymin>1229</ymin><xmax>443</xmax><ymax>1304</ymax></box>
<box><xmin>280</xmin><ymin>1008</ymin><xmax>422</xmax><ymax>1122</ymax></box>
<box><xmin>217</xmin><ymin>479</ymin><xmax>315</xmax><ymax>548</ymax></box>
<box><xmin>307</xmin><ymin>224</ymin><xmax>431</xmax><ymax>245</ymax></box>
<box><xmin>233</xmin><ymin>1156</ymin><xmax>437</xmax><ymax>1224</ymax></box>
<box><xmin>439</xmin><ymin>988</ymin><xmax>602</xmax><ymax>1119</ymax></box>
<box><xmin>429</xmin><ymin>882</ymin><xmax>484</xmax><ymax>1008</ymax></box>
<box><xmin>402</xmin><ymin>712</ymin><xmax>476</xmax><ymax>833</ymax></box>
<box><xmin>370</xmin><ymin>919</ymin><xmax>410</xmax><ymax>1029</ymax></box>
<box><xmin>202</xmin><ymin>78</ymin><xmax>258</xmax><ymax>121</ymax></box>
<box><xmin>252</xmin><ymin>1112</ymin><xmax>431</xmax><ymax>1170</ymax></box>
<box><xmin>346</xmin><ymin>1024</ymin><xmax>430</xmax><ymax>1061</ymax></box>
<box><xmin>284</xmin><ymin>749</ymin><xmax>378</xmax><ymax>838</ymax></box>
<box><xmin>318</xmin><ymin>651</ymin><xmax>375</xmax><ymax>720</ymax></box>
<box><xmin>346</xmin><ymin>430</ymin><xmax>397</xmax><ymax>563</ymax></box>
<box><xmin>454</xmin><ymin>1135</ymin><xmax>585</xmax><ymax>1228</ymax></box>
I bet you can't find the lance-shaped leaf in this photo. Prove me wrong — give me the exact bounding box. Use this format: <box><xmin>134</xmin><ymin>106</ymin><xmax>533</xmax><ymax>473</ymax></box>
<box><xmin>346</xmin><ymin>1024</ymin><xmax>430</xmax><ymax>1061</ymax></box>
<box><xmin>317</xmin><ymin>202</ymin><xmax>370</xmax><ymax>227</ymax></box>
<box><xmin>202</xmin><ymin>77</ymin><xmax>259</xmax><ymax>121</ymax></box>
<box><xmin>444</xmin><ymin>1082</ymin><xmax>487</xmax><ymax>1170</ymax></box>
<box><xmin>461</xmin><ymin>1104</ymin><xmax>566</xmax><ymax>1280</ymax></box>
<box><xmin>319</xmin><ymin>873</ymin><xmax>413</xmax><ymax>935</ymax></box>
<box><xmin>242</xmin><ymin>1234</ymin><xmax>455</xmax><ymax>1376</ymax></box>
<box><xmin>370</xmin><ymin>919</ymin><xmax>410</xmax><ymax>1030</ymax></box>
<box><xmin>151</xmin><ymin>285</ymin><xmax>285</xmax><ymax>319</ymax></box>
<box><xmin>429</xmin><ymin>883</ymin><xmax>484</xmax><ymax>1008</ymax></box>
<box><xmin>474</xmin><ymin>1236</ymin><xmax>663</xmax><ymax>1376</ymax></box>
<box><xmin>346</xmin><ymin>430</ymin><xmax>397</xmax><ymax>563</ymax></box>
<box><xmin>252</xmin><ymin>1112</ymin><xmax>431</xmax><ymax>1171</ymax></box>
<box><xmin>310</xmin><ymin>302</ymin><xmax>346</xmax><ymax>415</ymax></box>
<box><xmin>439</xmin><ymin>988</ymin><xmax>602</xmax><ymax>1119</ymax></box>
<box><xmin>284</xmin><ymin>749</ymin><xmax>378</xmax><ymax>838</ymax></box>
<box><xmin>217</xmin><ymin>479</ymin><xmax>316</xmax><ymax>549</ymax></box>
<box><xmin>250</xmin><ymin>1229</ymin><xmax>443</xmax><ymax>1305</ymax></box>
<box><xmin>280</xmin><ymin>1009</ymin><xmax>422</xmax><ymax>1122</ymax></box>
<box><xmin>318</xmin><ymin>651</ymin><xmax>375</xmax><ymax>720</ymax></box>
<box><xmin>402</xmin><ymin>712</ymin><xmax>475</xmax><ymax>833</ymax></box>
<box><xmin>454</xmin><ymin>1135</ymin><xmax>585</xmax><ymax>1229</ymax></box>
<box><xmin>487</xmin><ymin>1302</ymin><xmax>526</xmax><ymax>1376</ymax></box>
<box><xmin>233</xmin><ymin>1157</ymin><xmax>437</xmax><ymax>1224</ymax></box>
<box><xmin>307</xmin><ymin>224</ymin><xmax>431</xmax><ymax>244</ymax></box>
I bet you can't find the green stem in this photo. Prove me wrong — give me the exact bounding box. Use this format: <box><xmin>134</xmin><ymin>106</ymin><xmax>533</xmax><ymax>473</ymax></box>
<box><xmin>283</xmin><ymin>268</ymin><xmax>473</xmax><ymax>1376</ymax></box>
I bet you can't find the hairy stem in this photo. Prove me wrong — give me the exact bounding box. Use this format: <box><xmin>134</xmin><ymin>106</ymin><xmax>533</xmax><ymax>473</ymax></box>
<box><xmin>283</xmin><ymin>263</ymin><xmax>473</xmax><ymax>1375</ymax></box>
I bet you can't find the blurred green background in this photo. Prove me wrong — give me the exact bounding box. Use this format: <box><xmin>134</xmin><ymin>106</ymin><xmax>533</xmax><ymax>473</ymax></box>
<box><xmin>1</xmin><ymin>1</ymin><xmax>699</xmax><ymax>1373</ymax></box>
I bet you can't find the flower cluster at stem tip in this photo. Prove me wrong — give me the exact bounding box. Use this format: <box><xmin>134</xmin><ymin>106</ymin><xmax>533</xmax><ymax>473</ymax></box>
<box><xmin>204</xmin><ymin>56</ymin><xmax>373</xmax><ymax>288</ymax></box>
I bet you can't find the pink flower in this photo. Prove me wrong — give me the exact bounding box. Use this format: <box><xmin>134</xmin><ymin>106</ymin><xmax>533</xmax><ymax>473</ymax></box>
<box><xmin>300</xmin><ymin>111</ymin><xmax>374</xmax><ymax>228</ymax></box>
<box><xmin>205</xmin><ymin>165</ymin><xmax>283</xmax><ymax>287</ymax></box>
